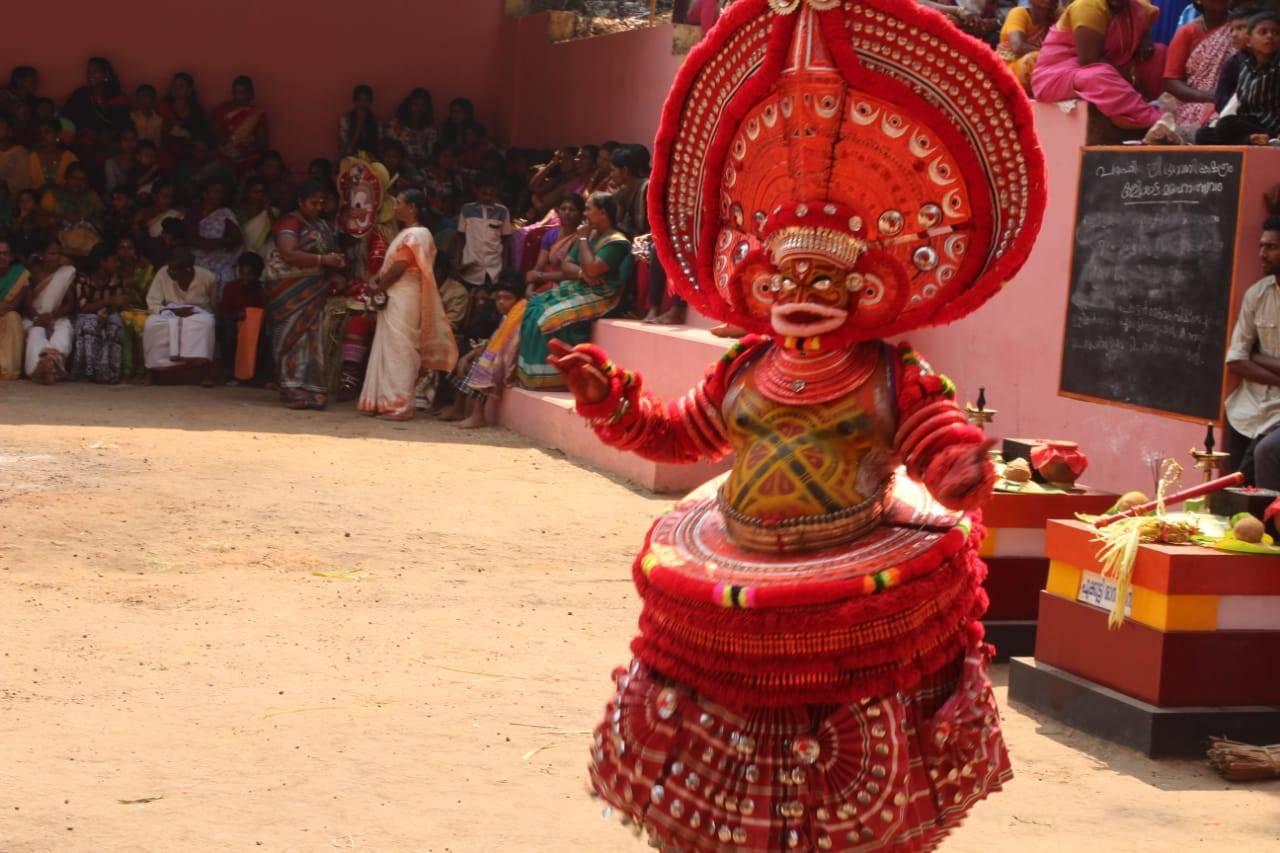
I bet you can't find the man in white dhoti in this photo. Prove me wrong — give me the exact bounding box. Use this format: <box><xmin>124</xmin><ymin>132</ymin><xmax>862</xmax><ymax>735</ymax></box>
<box><xmin>21</xmin><ymin>240</ymin><xmax>77</xmax><ymax>384</ymax></box>
<box><xmin>144</xmin><ymin>247</ymin><xmax>218</xmax><ymax>385</ymax></box>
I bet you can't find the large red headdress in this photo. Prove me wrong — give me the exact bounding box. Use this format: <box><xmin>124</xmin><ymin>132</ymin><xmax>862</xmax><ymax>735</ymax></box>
<box><xmin>650</xmin><ymin>0</ymin><xmax>1046</xmax><ymax>343</ymax></box>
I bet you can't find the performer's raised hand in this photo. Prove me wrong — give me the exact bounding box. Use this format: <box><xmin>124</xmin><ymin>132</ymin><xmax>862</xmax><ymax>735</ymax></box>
<box><xmin>547</xmin><ymin>339</ymin><xmax>610</xmax><ymax>405</ymax></box>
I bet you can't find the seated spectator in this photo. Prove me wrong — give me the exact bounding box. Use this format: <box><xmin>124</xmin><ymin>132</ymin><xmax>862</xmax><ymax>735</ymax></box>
<box><xmin>8</xmin><ymin>189</ymin><xmax>44</xmax><ymax>261</ymax></box>
<box><xmin>456</xmin><ymin>122</ymin><xmax>496</xmax><ymax>190</ymax></box>
<box><xmin>1032</xmin><ymin>0</ymin><xmax>1167</xmax><ymax>131</ymax></box>
<box><xmin>1197</xmin><ymin>11</ymin><xmax>1280</xmax><ymax>143</ymax></box>
<box><xmin>101</xmin><ymin>185</ymin><xmax>135</xmax><ymax>244</ymax></box>
<box><xmin>525</xmin><ymin>193</ymin><xmax>586</xmax><ymax>295</ymax></box>
<box><xmin>131</xmin><ymin>84</ymin><xmax>164</xmax><ymax>144</ymax></box>
<box><xmin>339</xmin><ymin>84</ymin><xmax>381</xmax><ymax>157</ymax></box>
<box><xmin>34</xmin><ymin>97</ymin><xmax>75</xmax><ymax>145</ymax></box>
<box><xmin>41</xmin><ymin>162</ymin><xmax>103</xmax><ymax>258</ymax></box>
<box><xmin>216</xmin><ymin>251</ymin><xmax>268</xmax><ymax>385</ymax></box>
<box><xmin>0</xmin><ymin>116</ymin><xmax>30</xmax><ymax>194</ymax></box>
<box><xmin>103</xmin><ymin>126</ymin><xmax>138</xmax><ymax>192</ymax></box>
<box><xmin>528</xmin><ymin>147</ymin><xmax>584</xmax><ymax>214</ymax></box>
<box><xmin>211</xmin><ymin>75</ymin><xmax>268</xmax><ymax>176</ymax></box>
<box><xmin>187</xmin><ymin>137</ymin><xmax>237</xmax><ymax>201</ymax></box>
<box><xmin>588</xmin><ymin>142</ymin><xmax>617</xmax><ymax>195</ymax></box>
<box><xmin>449</xmin><ymin>276</ymin><xmax>525</xmax><ymax>429</ymax></box>
<box><xmin>381</xmin><ymin>139</ymin><xmax>423</xmax><ymax>190</ymax></box>
<box><xmin>423</xmin><ymin>146</ymin><xmax>464</xmax><ymax>220</ymax></box>
<box><xmin>146</xmin><ymin>216</ymin><xmax>188</xmax><ymax>268</ymax></box>
<box><xmin>143</xmin><ymin>245</ymin><xmax>218</xmax><ymax>384</ymax></box>
<box><xmin>997</xmin><ymin>0</ymin><xmax>1059</xmax><ymax>94</ymax></box>
<box><xmin>1164</xmin><ymin>0</ymin><xmax>1236</xmax><ymax>132</ymax></box>
<box><xmin>27</xmin><ymin>118</ymin><xmax>77</xmax><ymax>190</ymax></box>
<box><xmin>0</xmin><ymin>239</ymin><xmax>30</xmax><ymax>380</ymax></box>
<box><xmin>62</xmin><ymin>57</ymin><xmax>130</xmax><ymax>172</ymax></box>
<box><xmin>499</xmin><ymin>148</ymin><xmax>532</xmax><ymax>214</ymax></box>
<box><xmin>454</xmin><ymin>174</ymin><xmax>512</xmax><ymax>289</ymax></box>
<box><xmin>115</xmin><ymin>235</ymin><xmax>153</xmax><ymax>382</ymax></box>
<box><xmin>237</xmin><ymin>176</ymin><xmax>278</xmax><ymax>258</ymax></box>
<box><xmin>385</xmin><ymin>87</ymin><xmax>437</xmax><ymax>170</ymax></box>
<box><xmin>132</xmin><ymin>139</ymin><xmax>163</xmax><ymax>194</ymax></box>
<box><xmin>259</xmin><ymin>149</ymin><xmax>295</xmax><ymax>213</ymax></box>
<box><xmin>0</xmin><ymin>66</ymin><xmax>39</xmax><ymax>123</ymax></box>
<box><xmin>138</xmin><ymin>179</ymin><xmax>184</xmax><ymax>245</ymax></box>
<box><xmin>1216</xmin><ymin>6</ymin><xmax>1260</xmax><ymax>113</ymax></box>
<box><xmin>515</xmin><ymin>191</ymin><xmax>631</xmax><ymax>390</ymax></box>
<box><xmin>159</xmin><ymin>72</ymin><xmax>209</xmax><ymax>175</ymax></box>
<box><xmin>306</xmin><ymin>157</ymin><xmax>335</xmax><ymax>187</ymax></box>
<box><xmin>21</xmin><ymin>238</ymin><xmax>77</xmax><ymax>384</ymax></box>
<box><xmin>189</xmin><ymin>178</ymin><xmax>243</xmax><ymax>292</ymax></box>
<box><xmin>439</xmin><ymin>97</ymin><xmax>475</xmax><ymax>149</ymax></box>
<box><xmin>69</xmin><ymin>242</ymin><xmax>126</xmax><ymax>384</ymax></box>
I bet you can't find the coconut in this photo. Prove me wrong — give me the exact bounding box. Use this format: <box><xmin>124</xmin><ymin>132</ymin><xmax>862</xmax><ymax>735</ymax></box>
<box><xmin>1003</xmin><ymin>458</ymin><xmax>1032</xmax><ymax>483</ymax></box>
<box><xmin>1117</xmin><ymin>491</ymin><xmax>1149</xmax><ymax>510</ymax></box>
<box><xmin>1234</xmin><ymin>515</ymin><xmax>1265</xmax><ymax>544</ymax></box>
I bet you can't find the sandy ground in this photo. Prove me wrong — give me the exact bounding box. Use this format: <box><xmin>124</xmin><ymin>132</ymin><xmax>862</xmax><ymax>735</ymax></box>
<box><xmin>0</xmin><ymin>382</ymin><xmax>1277</xmax><ymax>853</ymax></box>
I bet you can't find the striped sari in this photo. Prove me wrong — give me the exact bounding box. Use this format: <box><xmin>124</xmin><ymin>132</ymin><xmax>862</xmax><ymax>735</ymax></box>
<box><xmin>516</xmin><ymin>231</ymin><xmax>631</xmax><ymax>390</ymax></box>
<box><xmin>266</xmin><ymin>213</ymin><xmax>342</xmax><ymax>409</ymax></box>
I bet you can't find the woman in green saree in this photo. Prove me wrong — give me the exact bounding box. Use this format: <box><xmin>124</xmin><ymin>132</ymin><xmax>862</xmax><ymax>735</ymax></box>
<box><xmin>516</xmin><ymin>192</ymin><xmax>631</xmax><ymax>390</ymax></box>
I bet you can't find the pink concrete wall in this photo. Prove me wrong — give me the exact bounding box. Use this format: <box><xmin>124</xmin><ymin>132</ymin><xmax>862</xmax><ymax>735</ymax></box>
<box><xmin>0</xmin><ymin>0</ymin><xmax>508</xmax><ymax>167</ymax></box>
<box><xmin>498</xmin><ymin>15</ymin><xmax>684</xmax><ymax>148</ymax></box>
<box><xmin>907</xmin><ymin>102</ymin><xmax>1280</xmax><ymax>495</ymax></box>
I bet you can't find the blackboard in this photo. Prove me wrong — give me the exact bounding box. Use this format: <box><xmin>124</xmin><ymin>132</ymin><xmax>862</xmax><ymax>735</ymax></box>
<box><xmin>1060</xmin><ymin>148</ymin><xmax>1244</xmax><ymax>421</ymax></box>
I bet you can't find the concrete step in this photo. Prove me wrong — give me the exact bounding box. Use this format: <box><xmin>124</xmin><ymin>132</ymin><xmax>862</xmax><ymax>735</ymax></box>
<box><xmin>498</xmin><ymin>386</ymin><xmax>729</xmax><ymax>494</ymax></box>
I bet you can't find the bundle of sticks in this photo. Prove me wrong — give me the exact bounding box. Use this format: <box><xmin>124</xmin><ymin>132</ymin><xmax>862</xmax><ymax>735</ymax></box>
<box><xmin>1207</xmin><ymin>737</ymin><xmax>1280</xmax><ymax>781</ymax></box>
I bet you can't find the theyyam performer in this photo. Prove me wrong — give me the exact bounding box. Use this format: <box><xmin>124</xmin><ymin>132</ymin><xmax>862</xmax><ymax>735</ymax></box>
<box><xmin>548</xmin><ymin>0</ymin><xmax>1046</xmax><ymax>850</ymax></box>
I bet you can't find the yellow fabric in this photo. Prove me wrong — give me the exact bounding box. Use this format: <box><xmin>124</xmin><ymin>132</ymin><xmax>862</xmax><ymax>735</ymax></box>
<box><xmin>1057</xmin><ymin>0</ymin><xmax>1114</xmax><ymax>34</ymax></box>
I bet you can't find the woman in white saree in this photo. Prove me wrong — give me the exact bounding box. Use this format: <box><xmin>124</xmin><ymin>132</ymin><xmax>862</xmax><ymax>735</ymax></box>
<box><xmin>357</xmin><ymin>190</ymin><xmax>457</xmax><ymax>420</ymax></box>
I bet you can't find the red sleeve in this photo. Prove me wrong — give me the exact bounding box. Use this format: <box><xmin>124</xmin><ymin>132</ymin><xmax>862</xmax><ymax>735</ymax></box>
<box><xmin>894</xmin><ymin>343</ymin><xmax>995</xmax><ymax>512</ymax></box>
<box><xmin>1163</xmin><ymin>23</ymin><xmax>1201</xmax><ymax>80</ymax></box>
<box><xmin>576</xmin><ymin>336</ymin><xmax>770</xmax><ymax>465</ymax></box>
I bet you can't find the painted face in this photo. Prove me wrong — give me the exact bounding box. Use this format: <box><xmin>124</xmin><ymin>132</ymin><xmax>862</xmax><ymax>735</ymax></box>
<box><xmin>749</xmin><ymin>256</ymin><xmax>851</xmax><ymax>338</ymax></box>
<box><xmin>338</xmin><ymin>161</ymin><xmax>385</xmax><ymax>238</ymax></box>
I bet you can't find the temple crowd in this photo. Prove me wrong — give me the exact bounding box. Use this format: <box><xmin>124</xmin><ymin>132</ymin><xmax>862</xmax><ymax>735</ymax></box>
<box><xmin>0</xmin><ymin>60</ymin><xmax>668</xmax><ymax>425</ymax></box>
<box><xmin>705</xmin><ymin>0</ymin><xmax>1280</xmax><ymax>142</ymax></box>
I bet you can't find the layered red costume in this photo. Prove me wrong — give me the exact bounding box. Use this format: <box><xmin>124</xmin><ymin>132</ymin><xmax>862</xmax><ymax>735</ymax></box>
<box><xmin>557</xmin><ymin>1</ymin><xmax>1046</xmax><ymax>850</ymax></box>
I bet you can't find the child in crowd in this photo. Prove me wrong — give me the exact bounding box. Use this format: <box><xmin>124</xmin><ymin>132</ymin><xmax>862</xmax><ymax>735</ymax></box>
<box><xmin>132</xmin><ymin>139</ymin><xmax>162</xmax><ymax>193</ymax></box>
<box><xmin>1198</xmin><ymin>11</ymin><xmax>1280</xmax><ymax>144</ymax></box>
<box><xmin>216</xmin><ymin>251</ymin><xmax>267</xmax><ymax>385</ymax></box>
<box><xmin>453</xmin><ymin>173</ymin><xmax>511</xmax><ymax>288</ymax></box>
<box><xmin>116</xmin><ymin>235</ymin><xmax>153</xmax><ymax>382</ymax></box>
<box><xmin>101</xmin><ymin>185</ymin><xmax>134</xmax><ymax>244</ymax></box>
<box><xmin>131</xmin><ymin>84</ymin><xmax>163</xmax><ymax>144</ymax></box>
<box><xmin>1216</xmin><ymin>6</ymin><xmax>1263</xmax><ymax>114</ymax></box>
<box><xmin>444</xmin><ymin>276</ymin><xmax>525</xmax><ymax>429</ymax></box>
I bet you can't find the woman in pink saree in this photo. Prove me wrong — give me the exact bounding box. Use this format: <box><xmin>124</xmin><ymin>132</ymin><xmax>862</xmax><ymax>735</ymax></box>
<box><xmin>1032</xmin><ymin>0</ymin><xmax>1167</xmax><ymax>128</ymax></box>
